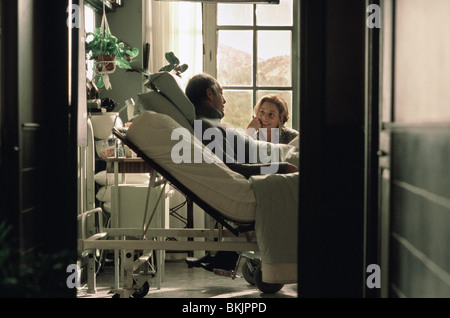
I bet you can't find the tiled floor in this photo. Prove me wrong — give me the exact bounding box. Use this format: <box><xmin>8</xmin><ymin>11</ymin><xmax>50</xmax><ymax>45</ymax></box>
<box><xmin>77</xmin><ymin>256</ymin><xmax>298</xmax><ymax>299</ymax></box>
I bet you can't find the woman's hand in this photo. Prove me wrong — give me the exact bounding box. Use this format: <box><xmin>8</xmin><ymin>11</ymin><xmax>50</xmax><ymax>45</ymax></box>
<box><xmin>246</xmin><ymin>116</ymin><xmax>262</xmax><ymax>130</ymax></box>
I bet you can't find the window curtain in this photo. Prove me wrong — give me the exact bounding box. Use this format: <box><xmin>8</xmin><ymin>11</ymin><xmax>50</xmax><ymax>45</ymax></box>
<box><xmin>144</xmin><ymin>0</ymin><xmax>203</xmax><ymax>88</ymax></box>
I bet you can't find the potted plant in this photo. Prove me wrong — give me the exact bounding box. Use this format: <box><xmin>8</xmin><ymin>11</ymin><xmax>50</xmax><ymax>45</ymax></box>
<box><xmin>85</xmin><ymin>27</ymin><xmax>139</xmax><ymax>89</ymax></box>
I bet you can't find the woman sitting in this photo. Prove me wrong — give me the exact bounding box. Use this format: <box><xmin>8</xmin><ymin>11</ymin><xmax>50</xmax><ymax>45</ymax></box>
<box><xmin>246</xmin><ymin>94</ymin><xmax>299</xmax><ymax>144</ymax></box>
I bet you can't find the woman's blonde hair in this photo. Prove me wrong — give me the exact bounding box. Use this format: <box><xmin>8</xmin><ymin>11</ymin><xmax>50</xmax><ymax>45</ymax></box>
<box><xmin>253</xmin><ymin>94</ymin><xmax>289</xmax><ymax>127</ymax></box>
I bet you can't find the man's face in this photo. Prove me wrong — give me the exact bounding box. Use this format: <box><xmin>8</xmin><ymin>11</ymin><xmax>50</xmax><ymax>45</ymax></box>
<box><xmin>207</xmin><ymin>83</ymin><xmax>226</xmax><ymax>116</ymax></box>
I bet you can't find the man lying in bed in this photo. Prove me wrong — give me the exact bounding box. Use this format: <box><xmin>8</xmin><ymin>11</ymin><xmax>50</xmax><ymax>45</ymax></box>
<box><xmin>184</xmin><ymin>73</ymin><xmax>298</xmax><ymax>271</ymax></box>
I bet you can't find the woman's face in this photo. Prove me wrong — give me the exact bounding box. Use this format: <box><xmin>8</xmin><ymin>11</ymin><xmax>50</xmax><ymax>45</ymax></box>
<box><xmin>256</xmin><ymin>101</ymin><xmax>282</xmax><ymax>129</ymax></box>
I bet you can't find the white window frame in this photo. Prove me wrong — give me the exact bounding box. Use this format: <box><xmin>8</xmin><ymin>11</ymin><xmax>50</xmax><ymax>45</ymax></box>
<box><xmin>202</xmin><ymin>1</ymin><xmax>299</xmax><ymax>130</ymax></box>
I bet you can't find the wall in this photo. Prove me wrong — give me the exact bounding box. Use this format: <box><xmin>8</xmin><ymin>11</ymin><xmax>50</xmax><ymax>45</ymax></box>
<box><xmin>393</xmin><ymin>0</ymin><xmax>450</xmax><ymax>124</ymax></box>
<box><xmin>389</xmin><ymin>130</ymin><xmax>450</xmax><ymax>297</ymax></box>
<box><xmin>98</xmin><ymin>0</ymin><xmax>144</xmax><ymax>116</ymax></box>
<box><xmin>380</xmin><ymin>0</ymin><xmax>450</xmax><ymax>297</ymax></box>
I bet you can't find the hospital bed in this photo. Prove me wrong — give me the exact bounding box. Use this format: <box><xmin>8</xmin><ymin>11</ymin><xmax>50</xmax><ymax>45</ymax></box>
<box><xmin>80</xmin><ymin>72</ymin><xmax>298</xmax><ymax>298</ymax></box>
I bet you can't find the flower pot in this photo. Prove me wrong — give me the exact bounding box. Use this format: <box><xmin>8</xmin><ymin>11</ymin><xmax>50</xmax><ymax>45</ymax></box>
<box><xmin>95</xmin><ymin>55</ymin><xmax>116</xmax><ymax>74</ymax></box>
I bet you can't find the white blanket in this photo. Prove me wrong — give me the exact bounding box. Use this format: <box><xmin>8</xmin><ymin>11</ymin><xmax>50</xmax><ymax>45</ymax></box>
<box><xmin>250</xmin><ymin>140</ymin><xmax>298</xmax><ymax>285</ymax></box>
<box><xmin>250</xmin><ymin>173</ymin><xmax>298</xmax><ymax>284</ymax></box>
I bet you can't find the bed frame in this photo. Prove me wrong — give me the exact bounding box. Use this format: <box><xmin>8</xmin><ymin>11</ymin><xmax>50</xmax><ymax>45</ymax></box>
<box><xmin>79</xmin><ymin>128</ymin><xmax>259</xmax><ymax>298</ymax></box>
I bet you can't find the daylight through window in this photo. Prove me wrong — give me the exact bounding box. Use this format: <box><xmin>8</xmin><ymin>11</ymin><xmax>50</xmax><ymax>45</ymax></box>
<box><xmin>212</xmin><ymin>0</ymin><xmax>295</xmax><ymax>129</ymax></box>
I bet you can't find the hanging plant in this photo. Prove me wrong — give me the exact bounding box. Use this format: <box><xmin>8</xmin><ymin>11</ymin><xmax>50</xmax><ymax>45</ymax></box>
<box><xmin>85</xmin><ymin>6</ymin><xmax>139</xmax><ymax>89</ymax></box>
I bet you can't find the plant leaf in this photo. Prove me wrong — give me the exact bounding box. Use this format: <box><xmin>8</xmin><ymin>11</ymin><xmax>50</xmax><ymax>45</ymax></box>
<box><xmin>165</xmin><ymin>52</ymin><xmax>179</xmax><ymax>65</ymax></box>
<box><xmin>177</xmin><ymin>64</ymin><xmax>189</xmax><ymax>73</ymax></box>
<box><xmin>97</xmin><ymin>75</ymin><xmax>104</xmax><ymax>88</ymax></box>
<box><xmin>126</xmin><ymin>48</ymin><xmax>139</xmax><ymax>58</ymax></box>
<box><xmin>159</xmin><ymin>64</ymin><xmax>174</xmax><ymax>72</ymax></box>
<box><xmin>115</xmin><ymin>56</ymin><xmax>131</xmax><ymax>69</ymax></box>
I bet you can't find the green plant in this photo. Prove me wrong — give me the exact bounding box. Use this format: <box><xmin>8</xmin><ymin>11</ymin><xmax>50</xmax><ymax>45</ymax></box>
<box><xmin>159</xmin><ymin>52</ymin><xmax>189</xmax><ymax>77</ymax></box>
<box><xmin>86</xmin><ymin>27</ymin><xmax>139</xmax><ymax>88</ymax></box>
<box><xmin>138</xmin><ymin>52</ymin><xmax>188</xmax><ymax>90</ymax></box>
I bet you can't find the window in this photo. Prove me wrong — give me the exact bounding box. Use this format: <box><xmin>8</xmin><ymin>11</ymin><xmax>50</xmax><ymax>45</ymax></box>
<box><xmin>145</xmin><ymin>1</ymin><xmax>203</xmax><ymax>88</ymax></box>
<box><xmin>203</xmin><ymin>0</ymin><xmax>298</xmax><ymax>130</ymax></box>
<box><xmin>85</xmin><ymin>5</ymin><xmax>96</xmax><ymax>82</ymax></box>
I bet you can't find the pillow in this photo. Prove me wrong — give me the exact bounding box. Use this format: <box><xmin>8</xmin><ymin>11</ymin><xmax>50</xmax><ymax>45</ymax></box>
<box><xmin>94</xmin><ymin>170</ymin><xmax>125</xmax><ymax>185</ymax></box>
<box><xmin>103</xmin><ymin>201</ymin><xmax>111</xmax><ymax>213</ymax></box>
<box><xmin>125</xmin><ymin>174</ymin><xmax>150</xmax><ymax>184</ymax></box>
<box><xmin>96</xmin><ymin>186</ymin><xmax>111</xmax><ymax>202</ymax></box>
<box><xmin>126</xmin><ymin>111</ymin><xmax>256</xmax><ymax>223</ymax></box>
<box><xmin>135</xmin><ymin>91</ymin><xmax>194</xmax><ymax>133</ymax></box>
<box><xmin>94</xmin><ymin>170</ymin><xmax>149</xmax><ymax>186</ymax></box>
<box><xmin>146</xmin><ymin>72</ymin><xmax>196</xmax><ymax>124</ymax></box>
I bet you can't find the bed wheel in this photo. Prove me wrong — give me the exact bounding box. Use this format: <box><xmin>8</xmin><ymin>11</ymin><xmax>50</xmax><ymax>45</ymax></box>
<box><xmin>132</xmin><ymin>281</ymin><xmax>150</xmax><ymax>298</ymax></box>
<box><xmin>111</xmin><ymin>281</ymin><xmax>150</xmax><ymax>298</ymax></box>
<box><xmin>254</xmin><ymin>266</ymin><xmax>284</xmax><ymax>294</ymax></box>
<box><xmin>242</xmin><ymin>259</ymin><xmax>259</xmax><ymax>285</ymax></box>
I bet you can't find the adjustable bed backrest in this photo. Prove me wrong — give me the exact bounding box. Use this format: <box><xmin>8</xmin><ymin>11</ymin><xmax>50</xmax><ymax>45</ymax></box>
<box><xmin>135</xmin><ymin>72</ymin><xmax>196</xmax><ymax>133</ymax></box>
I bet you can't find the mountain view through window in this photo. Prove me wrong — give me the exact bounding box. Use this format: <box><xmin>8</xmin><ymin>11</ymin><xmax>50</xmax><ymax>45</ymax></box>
<box><xmin>215</xmin><ymin>0</ymin><xmax>294</xmax><ymax>130</ymax></box>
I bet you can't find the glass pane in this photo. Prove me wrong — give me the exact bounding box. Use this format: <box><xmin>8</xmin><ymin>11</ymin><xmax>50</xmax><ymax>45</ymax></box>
<box><xmin>217</xmin><ymin>30</ymin><xmax>253</xmax><ymax>86</ymax></box>
<box><xmin>222</xmin><ymin>90</ymin><xmax>253</xmax><ymax>130</ymax></box>
<box><xmin>85</xmin><ymin>5</ymin><xmax>96</xmax><ymax>82</ymax></box>
<box><xmin>256</xmin><ymin>0</ymin><xmax>293</xmax><ymax>26</ymax></box>
<box><xmin>257</xmin><ymin>31</ymin><xmax>291</xmax><ymax>87</ymax></box>
<box><xmin>84</xmin><ymin>5</ymin><xmax>95</xmax><ymax>33</ymax></box>
<box><xmin>217</xmin><ymin>3</ymin><xmax>253</xmax><ymax>26</ymax></box>
<box><xmin>256</xmin><ymin>90</ymin><xmax>293</xmax><ymax>128</ymax></box>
